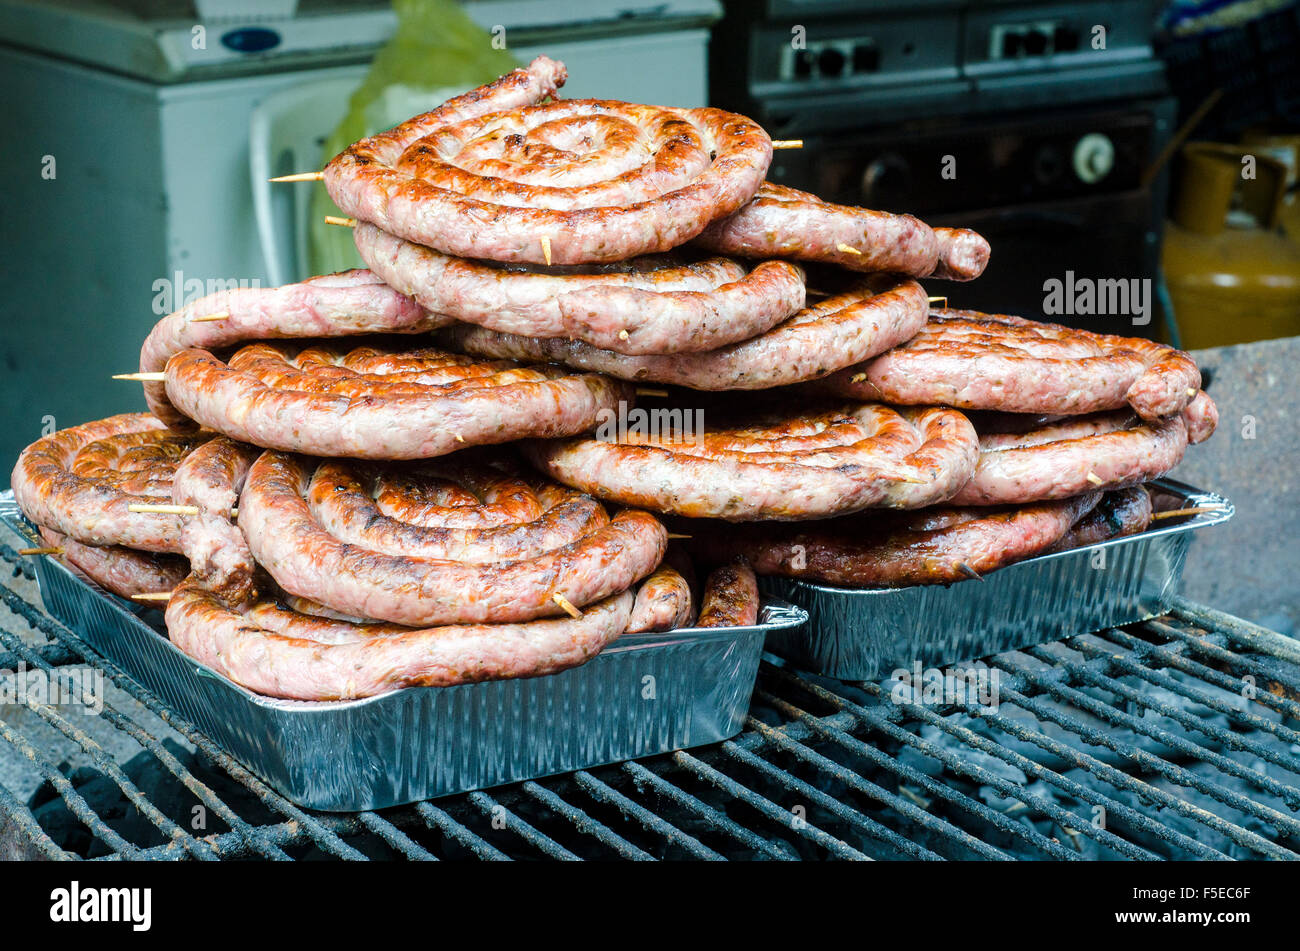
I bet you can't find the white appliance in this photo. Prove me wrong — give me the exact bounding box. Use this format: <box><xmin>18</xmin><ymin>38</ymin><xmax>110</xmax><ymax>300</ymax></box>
<box><xmin>0</xmin><ymin>0</ymin><xmax>721</xmax><ymax>467</ymax></box>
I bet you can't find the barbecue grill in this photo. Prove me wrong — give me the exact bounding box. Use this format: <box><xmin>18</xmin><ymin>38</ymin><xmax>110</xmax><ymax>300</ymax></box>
<box><xmin>2</xmin><ymin>539</ymin><xmax>1297</xmax><ymax>862</ymax></box>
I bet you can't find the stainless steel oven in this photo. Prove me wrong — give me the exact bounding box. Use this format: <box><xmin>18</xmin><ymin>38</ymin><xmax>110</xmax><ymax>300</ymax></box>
<box><xmin>709</xmin><ymin>0</ymin><xmax>1177</xmax><ymax>337</ymax></box>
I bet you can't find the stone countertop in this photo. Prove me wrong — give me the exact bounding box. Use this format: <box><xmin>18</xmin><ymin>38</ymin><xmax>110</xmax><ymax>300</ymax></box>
<box><xmin>1171</xmin><ymin>335</ymin><xmax>1300</xmax><ymax>634</ymax></box>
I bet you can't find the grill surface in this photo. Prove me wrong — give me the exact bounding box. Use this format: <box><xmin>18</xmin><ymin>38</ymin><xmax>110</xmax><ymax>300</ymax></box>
<box><xmin>1</xmin><ymin>540</ymin><xmax>1298</xmax><ymax>861</ymax></box>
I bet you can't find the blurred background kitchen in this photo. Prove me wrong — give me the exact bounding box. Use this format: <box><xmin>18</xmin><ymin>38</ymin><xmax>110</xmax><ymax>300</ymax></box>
<box><xmin>1</xmin><ymin>3</ymin><xmax>1298</xmax><ymax>606</ymax></box>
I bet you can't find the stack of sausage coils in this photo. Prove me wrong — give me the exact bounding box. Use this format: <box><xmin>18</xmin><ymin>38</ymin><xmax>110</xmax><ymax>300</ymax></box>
<box><xmin>11</xmin><ymin>56</ymin><xmax>1217</xmax><ymax>700</ymax></box>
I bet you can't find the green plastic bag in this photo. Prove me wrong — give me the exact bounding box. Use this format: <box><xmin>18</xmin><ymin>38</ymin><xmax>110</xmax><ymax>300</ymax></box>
<box><xmin>308</xmin><ymin>0</ymin><xmax>517</xmax><ymax>276</ymax></box>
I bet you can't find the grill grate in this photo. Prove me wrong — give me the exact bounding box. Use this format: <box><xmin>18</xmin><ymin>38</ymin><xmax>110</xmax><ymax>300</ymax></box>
<box><xmin>1</xmin><ymin>545</ymin><xmax>1298</xmax><ymax>860</ymax></box>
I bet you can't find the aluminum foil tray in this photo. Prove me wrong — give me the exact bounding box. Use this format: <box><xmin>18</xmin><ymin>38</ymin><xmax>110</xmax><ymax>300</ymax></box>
<box><xmin>0</xmin><ymin>492</ymin><xmax>806</xmax><ymax>812</ymax></box>
<box><xmin>759</xmin><ymin>479</ymin><xmax>1232</xmax><ymax>681</ymax></box>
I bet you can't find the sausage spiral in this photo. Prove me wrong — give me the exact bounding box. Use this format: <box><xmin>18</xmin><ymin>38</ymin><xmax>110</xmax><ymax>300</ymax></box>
<box><xmin>324</xmin><ymin>56</ymin><xmax>773</xmax><ymax>264</ymax></box>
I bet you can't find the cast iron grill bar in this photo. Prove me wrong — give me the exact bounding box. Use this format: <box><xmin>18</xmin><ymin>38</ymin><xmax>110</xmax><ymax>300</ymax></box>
<box><xmin>465</xmin><ymin>791</ymin><xmax>579</xmax><ymax>860</ymax></box>
<box><xmin>0</xmin><ymin>582</ymin><xmax>366</xmax><ymax>861</ymax></box>
<box><xmin>569</xmin><ymin>770</ymin><xmax>724</xmax><ymax>860</ymax></box>
<box><xmin>0</xmin><ymin>777</ymin><xmax>70</xmax><ymax>860</ymax></box>
<box><xmin>1066</xmin><ymin>633</ymin><xmax>1300</xmax><ymax>760</ymax></box>
<box><xmin>1171</xmin><ymin>597</ymin><xmax>1300</xmax><ymax>666</ymax></box>
<box><xmin>948</xmin><ymin>689</ymin><xmax>1292</xmax><ymax>860</ymax></box>
<box><xmin>520</xmin><ymin>780</ymin><xmax>654</xmax><ymax>860</ymax></box>
<box><xmin>4</xmin><ymin>532</ymin><xmax>1299</xmax><ymax>861</ymax></box>
<box><xmin>753</xmin><ymin>686</ymin><xmax>1079</xmax><ymax>860</ymax></box>
<box><xmin>741</xmin><ymin>712</ymin><xmax>1009</xmax><ymax>860</ymax></box>
<box><xmin>857</xmin><ymin>680</ymin><xmax>1222</xmax><ymax>858</ymax></box>
<box><xmin>0</xmin><ymin>615</ymin><xmax>292</xmax><ymax>861</ymax></box>
<box><xmin>671</xmin><ymin>749</ymin><xmax>874</xmax><ymax>860</ymax></box>
<box><xmin>357</xmin><ymin>811</ymin><xmax>435</xmax><ymax>860</ymax></box>
<box><xmin>0</xmin><ymin>642</ymin><xmax>78</xmax><ymax>671</ymax></box>
<box><xmin>766</xmin><ymin>667</ymin><xmax>1162</xmax><ymax>860</ymax></box>
<box><xmin>993</xmin><ymin>651</ymin><xmax>1300</xmax><ymax>850</ymax></box>
<box><xmin>1022</xmin><ymin>642</ymin><xmax>1300</xmax><ymax>809</ymax></box>
<box><xmin>618</xmin><ymin>761</ymin><xmax>797</xmax><ymax>860</ymax></box>
<box><xmin>0</xmin><ymin>623</ymin><xmax>214</xmax><ymax>859</ymax></box>
<box><xmin>412</xmin><ymin>802</ymin><xmax>511</xmax><ymax>861</ymax></box>
<box><xmin>0</xmin><ymin>716</ymin><xmax>142</xmax><ymax>858</ymax></box>
<box><xmin>719</xmin><ymin>739</ymin><xmax>944</xmax><ymax>859</ymax></box>
<box><xmin>1111</xmin><ymin>622</ymin><xmax>1300</xmax><ymax>719</ymax></box>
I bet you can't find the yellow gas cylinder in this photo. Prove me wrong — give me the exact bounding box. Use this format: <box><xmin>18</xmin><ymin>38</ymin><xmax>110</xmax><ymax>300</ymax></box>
<box><xmin>1162</xmin><ymin>142</ymin><xmax>1300</xmax><ymax>349</ymax></box>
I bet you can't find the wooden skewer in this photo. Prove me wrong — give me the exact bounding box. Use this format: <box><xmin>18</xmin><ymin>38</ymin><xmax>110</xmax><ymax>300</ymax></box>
<box><xmin>666</xmin><ymin>533</ymin><xmax>691</xmax><ymax>540</ymax></box>
<box><xmin>849</xmin><ymin>372</ymin><xmax>868</xmax><ymax>384</ymax></box>
<box><xmin>18</xmin><ymin>547</ymin><xmax>62</xmax><ymax>557</ymax></box>
<box><xmin>113</xmin><ymin>372</ymin><xmax>166</xmax><ymax>382</ymax></box>
<box><xmin>269</xmin><ymin>171</ymin><xmax>325</xmax><ymax>183</ymax></box>
<box><xmin>635</xmin><ymin>388</ymin><xmax>670</xmax><ymax>397</ymax></box>
<box><xmin>552</xmin><ymin>592</ymin><xmax>583</xmax><ymax>619</ymax></box>
<box><xmin>836</xmin><ymin>243</ymin><xmax>863</xmax><ymax>256</ymax></box>
<box><xmin>189</xmin><ymin>312</ymin><xmax>229</xmax><ymax>323</ymax></box>
<box><xmin>772</xmin><ymin>140</ymin><xmax>803</xmax><ymax>149</ymax></box>
<box><xmin>128</xmin><ymin>503</ymin><xmax>238</xmax><ymax>517</ymax></box>
<box><xmin>927</xmin><ymin>296</ymin><xmax>948</xmax><ymax>308</ymax></box>
<box><xmin>1085</xmin><ymin>472</ymin><xmax>1105</xmax><ymax>486</ymax></box>
<box><xmin>957</xmin><ymin>562</ymin><xmax>985</xmax><ymax>582</ymax></box>
<box><xmin>540</xmin><ymin>235</ymin><xmax>552</xmax><ymax>266</ymax></box>
<box><xmin>325</xmin><ymin>216</ymin><xmax>357</xmax><ymax>228</ymax></box>
<box><xmin>1151</xmin><ymin>505</ymin><xmax>1227</xmax><ymax>521</ymax></box>
<box><xmin>130</xmin><ymin>592</ymin><xmax>173</xmax><ymax>602</ymax></box>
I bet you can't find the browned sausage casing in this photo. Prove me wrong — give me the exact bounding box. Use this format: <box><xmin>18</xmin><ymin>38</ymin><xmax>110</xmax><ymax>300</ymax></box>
<box><xmin>39</xmin><ymin>528</ymin><xmax>188</xmax><ymax>599</ymax></box>
<box><xmin>11</xmin><ymin>413</ymin><xmax>208</xmax><ymax>553</ymax></box>
<box><xmin>164</xmin><ymin>577</ymin><xmax>632</xmax><ymax>701</ymax></box>
<box><xmin>949</xmin><ymin>407</ymin><xmax>1201</xmax><ymax>506</ymax></box>
<box><xmin>324</xmin><ymin>56</ymin><xmax>773</xmax><ymax>264</ymax></box>
<box><xmin>237</xmin><ymin>452</ymin><xmax>667</xmax><ymax>627</ymax></box>
<box><xmin>696</xmin><ymin>559</ymin><xmax>759</xmax><ymax>628</ymax></box>
<box><xmin>688</xmin><ymin>493</ymin><xmax>1101</xmax><ymax>588</ymax></box>
<box><xmin>526</xmin><ymin>402</ymin><xmax>978</xmax><ymax>521</ymax></box>
<box><xmin>139</xmin><ymin>269</ymin><xmax>443</xmax><ymax>429</ymax></box>
<box><xmin>356</xmin><ymin>222</ymin><xmax>805</xmax><ymax>355</ymax></box>
<box><xmin>441</xmin><ymin>276</ymin><xmax>928</xmax><ymax>391</ymax></box>
<box><xmin>820</xmin><ymin>310</ymin><xmax>1203</xmax><ymax>422</ymax></box>
<box><xmin>163</xmin><ymin>339</ymin><xmax>632</xmax><ymax>459</ymax></box>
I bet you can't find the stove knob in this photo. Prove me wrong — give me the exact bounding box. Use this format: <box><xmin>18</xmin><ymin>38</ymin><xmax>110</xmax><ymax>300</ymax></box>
<box><xmin>1073</xmin><ymin>133</ymin><xmax>1115</xmax><ymax>184</ymax></box>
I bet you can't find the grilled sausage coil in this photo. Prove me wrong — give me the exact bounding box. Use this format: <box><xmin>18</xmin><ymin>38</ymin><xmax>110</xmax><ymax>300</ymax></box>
<box><xmin>171</xmin><ymin>437</ymin><xmax>260</xmax><ymax>605</ymax></box>
<box><xmin>162</xmin><ymin>339</ymin><xmax>632</xmax><ymax>459</ymax></box>
<box><xmin>356</xmin><ymin>222</ymin><xmax>806</xmax><ymax>355</ymax></box>
<box><xmin>39</xmin><ymin>528</ymin><xmax>189</xmax><ymax>599</ymax></box>
<box><xmin>442</xmin><ymin>275</ymin><xmax>928</xmax><ymax>391</ymax></box>
<box><xmin>11</xmin><ymin>413</ymin><xmax>207</xmax><ymax>553</ymax></box>
<box><xmin>822</xmin><ymin>309</ymin><xmax>1202</xmax><ymax>422</ymax></box>
<box><xmin>625</xmin><ymin>564</ymin><xmax>694</xmax><ymax>633</ymax></box>
<box><xmin>139</xmin><ymin>269</ymin><xmax>443</xmax><ymax>429</ymax></box>
<box><xmin>325</xmin><ymin>56</ymin><xmax>773</xmax><ymax>264</ymax></box>
<box><xmin>237</xmin><ymin>452</ymin><xmax>667</xmax><ymax>627</ymax></box>
<box><xmin>165</xmin><ymin>576</ymin><xmax>632</xmax><ymax>701</ymax></box>
<box><xmin>689</xmin><ymin>493</ymin><xmax>1101</xmax><ymax>588</ymax></box>
<box><xmin>948</xmin><ymin>403</ymin><xmax>1209</xmax><ymax>506</ymax></box>
<box><xmin>526</xmin><ymin>401</ymin><xmax>979</xmax><ymax>521</ymax></box>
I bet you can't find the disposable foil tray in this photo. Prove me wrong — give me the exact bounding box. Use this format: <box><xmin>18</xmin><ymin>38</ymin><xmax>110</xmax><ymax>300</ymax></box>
<box><xmin>0</xmin><ymin>492</ymin><xmax>806</xmax><ymax>812</ymax></box>
<box><xmin>759</xmin><ymin>479</ymin><xmax>1232</xmax><ymax>681</ymax></box>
